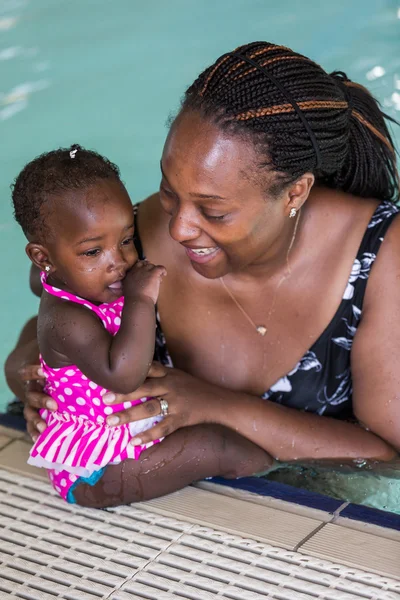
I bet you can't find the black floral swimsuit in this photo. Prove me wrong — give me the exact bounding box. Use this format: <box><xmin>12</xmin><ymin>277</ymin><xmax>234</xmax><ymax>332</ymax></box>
<box><xmin>134</xmin><ymin>202</ymin><xmax>399</xmax><ymax>420</ymax></box>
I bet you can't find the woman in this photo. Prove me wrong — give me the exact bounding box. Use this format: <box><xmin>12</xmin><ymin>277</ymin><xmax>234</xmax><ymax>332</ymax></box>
<box><xmin>5</xmin><ymin>42</ymin><xmax>400</xmax><ymax>508</ymax></box>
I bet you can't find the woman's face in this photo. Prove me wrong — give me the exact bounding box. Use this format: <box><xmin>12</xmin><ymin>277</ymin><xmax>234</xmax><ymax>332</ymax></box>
<box><xmin>160</xmin><ymin>110</ymin><xmax>290</xmax><ymax>279</ymax></box>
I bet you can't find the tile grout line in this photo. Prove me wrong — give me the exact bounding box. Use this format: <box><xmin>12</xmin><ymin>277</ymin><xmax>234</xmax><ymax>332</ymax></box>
<box><xmin>332</xmin><ymin>501</ymin><xmax>350</xmax><ymax>521</ymax></box>
<box><xmin>293</xmin><ymin>501</ymin><xmax>349</xmax><ymax>551</ymax></box>
<box><xmin>104</xmin><ymin>522</ymin><xmax>197</xmax><ymax>600</ymax></box>
<box><xmin>293</xmin><ymin>521</ymin><xmax>326</xmax><ymax>552</ymax></box>
<box><xmin>0</xmin><ymin>438</ymin><xmax>17</xmax><ymax>453</ymax></box>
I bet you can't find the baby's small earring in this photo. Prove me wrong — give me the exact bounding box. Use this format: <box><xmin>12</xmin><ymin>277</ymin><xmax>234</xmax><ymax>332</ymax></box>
<box><xmin>289</xmin><ymin>208</ymin><xmax>297</xmax><ymax>218</ymax></box>
<box><xmin>45</xmin><ymin>265</ymin><xmax>51</xmax><ymax>272</ymax></box>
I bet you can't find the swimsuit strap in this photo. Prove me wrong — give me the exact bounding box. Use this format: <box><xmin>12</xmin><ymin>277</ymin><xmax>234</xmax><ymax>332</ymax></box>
<box><xmin>40</xmin><ymin>271</ymin><xmax>107</xmax><ymax>322</ymax></box>
<box><xmin>350</xmin><ymin>201</ymin><xmax>399</xmax><ymax>308</ymax></box>
<box><xmin>353</xmin><ymin>201</ymin><xmax>399</xmax><ymax>264</ymax></box>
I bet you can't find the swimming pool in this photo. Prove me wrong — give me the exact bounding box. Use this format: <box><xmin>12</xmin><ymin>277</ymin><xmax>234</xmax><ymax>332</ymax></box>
<box><xmin>1</xmin><ymin>0</ymin><xmax>399</xmax><ymax>511</ymax></box>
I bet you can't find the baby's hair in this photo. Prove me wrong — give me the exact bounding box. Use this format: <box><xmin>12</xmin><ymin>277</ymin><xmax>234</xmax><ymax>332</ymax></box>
<box><xmin>12</xmin><ymin>144</ymin><xmax>122</xmax><ymax>240</ymax></box>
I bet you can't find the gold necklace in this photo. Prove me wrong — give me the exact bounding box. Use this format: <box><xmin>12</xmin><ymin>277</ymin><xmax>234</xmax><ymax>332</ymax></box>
<box><xmin>220</xmin><ymin>209</ymin><xmax>301</xmax><ymax>336</ymax></box>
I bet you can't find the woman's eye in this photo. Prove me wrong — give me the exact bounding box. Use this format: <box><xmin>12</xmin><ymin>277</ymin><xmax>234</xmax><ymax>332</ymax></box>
<box><xmin>82</xmin><ymin>248</ymin><xmax>100</xmax><ymax>257</ymax></box>
<box><xmin>121</xmin><ymin>236</ymin><xmax>134</xmax><ymax>246</ymax></box>
<box><xmin>160</xmin><ymin>186</ymin><xmax>174</xmax><ymax>197</ymax></box>
<box><xmin>204</xmin><ymin>214</ymin><xmax>227</xmax><ymax>221</ymax></box>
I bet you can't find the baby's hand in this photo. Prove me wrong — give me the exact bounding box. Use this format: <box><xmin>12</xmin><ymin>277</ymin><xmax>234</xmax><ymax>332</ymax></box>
<box><xmin>123</xmin><ymin>260</ymin><xmax>166</xmax><ymax>304</ymax></box>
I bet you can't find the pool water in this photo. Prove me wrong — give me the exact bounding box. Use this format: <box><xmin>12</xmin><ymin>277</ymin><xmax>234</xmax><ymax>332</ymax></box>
<box><xmin>266</xmin><ymin>461</ymin><xmax>400</xmax><ymax>514</ymax></box>
<box><xmin>1</xmin><ymin>0</ymin><xmax>399</xmax><ymax>511</ymax></box>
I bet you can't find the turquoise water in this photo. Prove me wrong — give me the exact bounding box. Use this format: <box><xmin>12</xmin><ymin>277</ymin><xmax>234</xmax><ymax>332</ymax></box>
<box><xmin>1</xmin><ymin>0</ymin><xmax>399</xmax><ymax>510</ymax></box>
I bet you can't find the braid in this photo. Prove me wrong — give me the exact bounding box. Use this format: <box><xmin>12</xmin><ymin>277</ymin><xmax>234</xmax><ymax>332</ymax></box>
<box><xmin>182</xmin><ymin>42</ymin><xmax>399</xmax><ymax>202</ymax></box>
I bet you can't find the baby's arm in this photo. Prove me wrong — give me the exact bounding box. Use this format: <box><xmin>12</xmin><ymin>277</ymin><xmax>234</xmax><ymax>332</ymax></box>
<box><xmin>44</xmin><ymin>261</ymin><xmax>166</xmax><ymax>394</ymax></box>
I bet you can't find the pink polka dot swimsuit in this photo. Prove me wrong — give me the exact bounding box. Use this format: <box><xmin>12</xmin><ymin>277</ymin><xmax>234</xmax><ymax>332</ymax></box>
<box><xmin>28</xmin><ymin>272</ymin><xmax>162</xmax><ymax>502</ymax></box>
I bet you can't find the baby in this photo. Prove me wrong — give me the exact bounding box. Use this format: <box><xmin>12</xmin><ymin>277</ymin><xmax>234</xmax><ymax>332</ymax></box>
<box><xmin>12</xmin><ymin>144</ymin><xmax>166</xmax><ymax>502</ymax></box>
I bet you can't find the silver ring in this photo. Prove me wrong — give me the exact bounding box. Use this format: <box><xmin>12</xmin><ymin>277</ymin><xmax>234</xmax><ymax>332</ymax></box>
<box><xmin>159</xmin><ymin>397</ymin><xmax>169</xmax><ymax>417</ymax></box>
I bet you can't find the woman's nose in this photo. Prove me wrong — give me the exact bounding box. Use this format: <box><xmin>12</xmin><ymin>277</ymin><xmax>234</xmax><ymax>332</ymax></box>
<box><xmin>168</xmin><ymin>208</ymin><xmax>200</xmax><ymax>243</ymax></box>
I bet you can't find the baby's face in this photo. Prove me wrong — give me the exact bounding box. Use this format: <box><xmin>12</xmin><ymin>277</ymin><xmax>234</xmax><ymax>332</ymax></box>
<box><xmin>46</xmin><ymin>179</ymin><xmax>137</xmax><ymax>303</ymax></box>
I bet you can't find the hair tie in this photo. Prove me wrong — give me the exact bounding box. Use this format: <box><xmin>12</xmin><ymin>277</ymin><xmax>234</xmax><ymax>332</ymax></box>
<box><xmin>226</xmin><ymin>51</ymin><xmax>322</xmax><ymax>170</ymax></box>
<box><xmin>69</xmin><ymin>148</ymin><xmax>78</xmax><ymax>159</ymax></box>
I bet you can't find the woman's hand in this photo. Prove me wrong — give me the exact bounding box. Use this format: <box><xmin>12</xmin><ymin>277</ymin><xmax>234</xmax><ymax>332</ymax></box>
<box><xmin>103</xmin><ymin>362</ymin><xmax>223</xmax><ymax>446</ymax></box>
<box><xmin>18</xmin><ymin>364</ymin><xmax>57</xmax><ymax>441</ymax></box>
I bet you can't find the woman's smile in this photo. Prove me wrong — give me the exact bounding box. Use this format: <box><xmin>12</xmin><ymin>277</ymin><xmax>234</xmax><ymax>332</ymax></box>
<box><xmin>183</xmin><ymin>245</ymin><xmax>221</xmax><ymax>264</ymax></box>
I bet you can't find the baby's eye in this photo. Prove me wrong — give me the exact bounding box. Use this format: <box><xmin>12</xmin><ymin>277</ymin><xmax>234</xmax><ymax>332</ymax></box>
<box><xmin>121</xmin><ymin>236</ymin><xmax>134</xmax><ymax>246</ymax></box>
<box><xmin>82</xmin><ymin>248</ymin><xmax>100</xmax><ymax>257</ymax></box>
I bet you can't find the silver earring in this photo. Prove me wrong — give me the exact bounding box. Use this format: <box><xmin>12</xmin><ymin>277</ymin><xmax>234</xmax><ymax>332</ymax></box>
<box><xmin>289</xmin><ymin>208</ymin><xmax>297</xmax><ymax>218</ymax></box>
<box><xmin>45</xmin><ymin>265</ymin><xmax>51</xmax><ymax>272</ymax></box>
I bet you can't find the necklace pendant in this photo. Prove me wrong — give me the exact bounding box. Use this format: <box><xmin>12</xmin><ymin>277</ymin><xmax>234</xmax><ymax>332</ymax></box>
<box><xmin>256</xmin><ymin>325</ymin><xmax>267</xmax><ymax>336</ymax></box>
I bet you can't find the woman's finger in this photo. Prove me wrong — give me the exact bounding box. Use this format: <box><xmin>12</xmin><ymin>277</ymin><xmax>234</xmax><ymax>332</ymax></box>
<box><xmin>26</xmin><ymin>389</ymin><xmax>57</xmax><ymax>411</ymax></box>
<box><xmin>130</xmin><ymin>416</ymin><xmax>174</xmax><ymax>446</ymax></box>
<box><xmin>23</xmin><ymin>404</ymin><xmax>47</xmax><ymax>437</ymax></box>
<box><xmin>18</xmin><ymin>364</ymin><xmax>45</xmax><ymax>382</ymax></box>
<box><xmin>106</xmin><ymin>397</ymin><xmax>166</xmax><ymax>426</ymax></box>
<box><xmin>25</xmin><ymin>379</ymin><xmax>45</xmax><ymax>394</ymax></box>
<box><xmin>103</xmin><ymin>380</ymin><xmax>169</xmax><ymax>406</ymax></box>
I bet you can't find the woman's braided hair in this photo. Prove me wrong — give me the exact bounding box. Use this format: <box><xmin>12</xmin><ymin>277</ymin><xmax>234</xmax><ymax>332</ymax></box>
<box><xmin>181</xmin><ymin>42</ymin><xmax>399</xmax><ymax>202</ymax></box>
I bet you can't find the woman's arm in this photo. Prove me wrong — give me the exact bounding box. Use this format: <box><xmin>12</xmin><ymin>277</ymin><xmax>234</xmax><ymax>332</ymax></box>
<box><xmin>4</xmin><ymin>316</ymin><xmax>40</xmax><ymax>400</ymax></box>
<box><xmin>350</xmin><ymin>214</ymin><xmax>400</xmax><ymax>454</ymax></box>
<box><xmin>5</xmin><ymin>266</ymin><xmax>42</xmax><ymax>398</ymax></box>
<box><xmin>103</xmin><ymin>362</ymin><xmax>396</xmax><ymax>462</ymax></box>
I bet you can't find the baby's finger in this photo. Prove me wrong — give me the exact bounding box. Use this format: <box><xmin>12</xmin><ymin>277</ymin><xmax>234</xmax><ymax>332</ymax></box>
<box><xmin>18</xmin><ymin>364</ymin><xmax>45</xmax><ymax>382</ymax></box>
<box><xmin>155</xmin><ymin>265</ymin><xmax>167</xmax><ymax>277</ymax></box>
<box><xmin>130</xmin><ymin>417</ymin><xmax>174</xmax><ymax>447</ymax></box>
<box><xmin>148</xmin><ymin>362</ymin><xmax>168</xmax><ymax>378</ymax></box>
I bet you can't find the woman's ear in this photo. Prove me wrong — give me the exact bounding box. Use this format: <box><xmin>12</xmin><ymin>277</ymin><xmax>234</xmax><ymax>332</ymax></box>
<box><xmin>285</xmin><ymin>172</ymin><xmax>315</xmax><ymax>216</ymax></box>
<box><xmin>25</xmin><ymin>243</ymin><xmax>53</xmax><ymax>273</ymax></box>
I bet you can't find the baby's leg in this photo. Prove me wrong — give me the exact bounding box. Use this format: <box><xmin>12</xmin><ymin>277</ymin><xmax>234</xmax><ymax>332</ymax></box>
<box><xmin>48</xmin><ymin>467</ymin><xmax>107</xmax><ymax>503</ymax></box>
<box><xmin>73</xmin><ymin>425</ymin><xmax>272</xmax><ymax>508</ymax></box>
